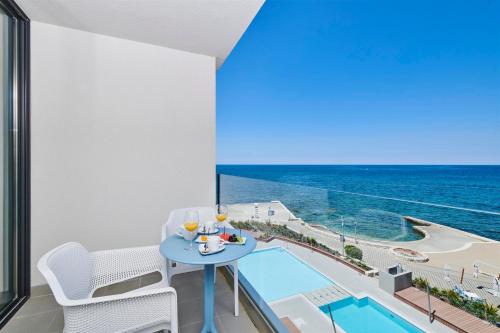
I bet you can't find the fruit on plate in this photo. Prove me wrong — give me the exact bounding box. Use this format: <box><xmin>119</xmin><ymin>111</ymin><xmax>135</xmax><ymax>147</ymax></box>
<box><xmin>200</xmin><ymin>235</ymin><xmax>208</xmax><ymax>242</ymax></box>
<box><xmin>219</xmin><ymin>233</ymin><xmax>230</xmax><ymax>241</ymax></box>
<box><xmin>228</xmin><ymin>234</ymin><xmax>240</xmax><ymax>242</ymax></box>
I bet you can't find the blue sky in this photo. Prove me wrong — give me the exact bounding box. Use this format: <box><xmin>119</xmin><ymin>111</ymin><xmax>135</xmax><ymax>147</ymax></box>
<box><xmin>216</xmin><ymin>0</ymin><xmax>500</xmax><ymax>165</ymax></box>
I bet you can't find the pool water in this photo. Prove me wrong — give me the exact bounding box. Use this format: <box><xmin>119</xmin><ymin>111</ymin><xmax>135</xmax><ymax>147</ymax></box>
<box><xmin>237</xmin><ymin>247</ymin><xmax>333</xmax><ymax>302</ymax></box>
<box><xmin>320</xmin><ymin>297</ymin><xmax>425</xmax><ymax>333</ymax></box>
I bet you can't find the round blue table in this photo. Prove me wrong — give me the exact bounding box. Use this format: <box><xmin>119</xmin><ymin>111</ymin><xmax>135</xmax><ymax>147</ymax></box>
<box><xmin>160</xmin><ymin>230</ymin><xmax>256</xmax><ymax>333</ymax></box>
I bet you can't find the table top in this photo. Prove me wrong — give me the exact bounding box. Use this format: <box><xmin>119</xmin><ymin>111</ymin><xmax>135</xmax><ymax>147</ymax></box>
<box><xmin>159</xmin><ymin>229</ymin><xmax>257</xmax><ymax>265</ymax></box>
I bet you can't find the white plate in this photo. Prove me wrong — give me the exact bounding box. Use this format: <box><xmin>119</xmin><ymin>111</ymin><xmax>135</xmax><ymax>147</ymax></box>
<box><xmin>176</xmin><ymin>228</ymin><xmax>197</xmax><ymax>237</ymax></box>
<box><xmin>175</xmin><ymin>232</ymin><xmax>196</xmax><ymax>241</ymax></box>
<box><xmin>195</xmin><ymin>236</ymin><xmax>225</xmax><ymax>245</ymax></box>
<box><xmin>198</xmin><ymin>227</ymin><xmax>219</xmax><ymax>235</ymax></box>
<box><xmin>199</xmin><ymin>244</ymin><xmax>225</xmax><ymax>255</ymax></box>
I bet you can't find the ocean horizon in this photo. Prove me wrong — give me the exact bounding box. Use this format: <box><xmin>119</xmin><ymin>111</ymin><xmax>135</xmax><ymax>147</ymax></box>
<box><xmin>217</xmin><ymin>164</ymin><xmax>500</xmax><ymax>242</ymax></box>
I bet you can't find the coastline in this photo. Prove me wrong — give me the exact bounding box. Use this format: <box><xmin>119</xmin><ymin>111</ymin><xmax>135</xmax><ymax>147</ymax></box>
<box><xmin>404</xmin><ymin>216</ymin><xmax>497</xmax><ymax>244</ymax></box>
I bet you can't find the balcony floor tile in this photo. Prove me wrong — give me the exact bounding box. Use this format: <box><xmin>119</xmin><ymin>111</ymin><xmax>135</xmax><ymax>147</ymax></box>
<box><xmin>2</xmin><ymin>269</ymin><xmax>258</xmax><ymax>333</ymax></box>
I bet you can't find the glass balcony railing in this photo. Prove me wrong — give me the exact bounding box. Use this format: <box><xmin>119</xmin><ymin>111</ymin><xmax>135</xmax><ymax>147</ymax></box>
<box><xmin>218</xmin><ymin>174</ymin><xmax>500</xmax><ymax>243</ymax></box>
<box><xmin>216</xmin><ymin>173</ymin><xmax>500</xmax><ymax>332</ymax></box>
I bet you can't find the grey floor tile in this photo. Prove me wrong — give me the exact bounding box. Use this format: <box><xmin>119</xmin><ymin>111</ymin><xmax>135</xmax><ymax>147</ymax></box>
<box><xmin>217</xmin><ymin>313</ymin><xmax>259</xmax><ymax>333</ymax></box>
<box><xmin>180</xmin><ymin>321</ymin><xmax>204</xmax><ymax>333</ymax></box>
<box><xmin>47</xmin><ymin>309</ymin><xmax>64</xmax><ymax>332</ymax></box>
<box><xmin>3</xmin><ymin>310</ymin><xmax>58</xmax><ymax>333</ymax></box>
<box><xmin>180</xmin><ymin>318</ymin><xmax>225</xmax><ymax>333</ymax></box>
<box><xmin>215</xmin><ymin>290</ymin><xmax>235</xmax><ymax>317</ymax></box>
<box><xmin>172</xmin><ymin>272</ymin><xmax>203</xmax><ymax>287</ymax></box>
<box><xmin>105</xmin><ymin>277</ymin><xmax>141</xmax><ymax>295</ymax></box>
<box><xmin>140</xmin><ymin>271</ymin><xmax>163</xmax><ymax>287</ymax></box>
<box><xmin>15</xmin><ymin>295</ymin><xmax>60</xmax><ymax>318</ymax></box>
<box><xmin>92</xmin><ymin>286</ymin><xmax>109</xmax><ymax>297</ymax></box>
<box><xmin>215</xmin><ymin>278</ymin><xmax>231</xmax><ymax>294</ymax></box>
<box><xmin>31</xmin><ymin>284</ymin><xmax>53</xmax><ymax>297</ymax></box>
<box><xmin>2</xmin><ymin>318</ymin><xmax>26</xmax><ymax>333</ymax></box>
<box><xmin>178</xmin><ymin>298</ymin><xmax>205</xmax><ymax>325</ymax></box>
<box><xmin>175</xmin><ymin>286</ymin><xmax>203</xmax><ymax>302</ymax></box>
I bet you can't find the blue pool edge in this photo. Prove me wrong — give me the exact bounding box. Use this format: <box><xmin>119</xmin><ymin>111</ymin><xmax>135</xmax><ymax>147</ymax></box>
<box><xmin>225</xmin><ymin>263</ymin><xmax>289</xmax><ymax>333</ymax></box>
<box><xmin>320</xmin><ymin>296</ymin><xmax>426</xmax><ymax>333</ymax></box>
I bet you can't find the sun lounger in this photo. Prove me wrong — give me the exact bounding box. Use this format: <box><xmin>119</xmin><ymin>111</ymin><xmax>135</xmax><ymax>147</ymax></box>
<box><xmin>454</xmin><ymin>285</ymin><xmax>484</xmax><ymax>302</ymax></box>
<box><xmin>484</xmin><ymin>288</ymin><xmax>500</xmax><ymax>297</ymax></box>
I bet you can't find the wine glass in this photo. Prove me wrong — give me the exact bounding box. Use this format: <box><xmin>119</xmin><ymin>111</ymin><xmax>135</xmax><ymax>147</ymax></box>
<box><xmin>184</xmin><ymin>210</ymin><xmax>199</xmax><ymax>251</ymax></box>
<box><xmin>215</xmin><ymin>204</ymin><xmax>228</xmax><ymax>225</ymax></box>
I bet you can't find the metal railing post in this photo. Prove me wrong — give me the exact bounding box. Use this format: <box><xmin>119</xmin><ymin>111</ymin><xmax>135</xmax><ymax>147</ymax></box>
<box><xmin>426</xmin><ymin>284</ymin><xmax>435</xmax><ymax>323</ymax></box>
<box><xmin>327</xmin><ymin>304</ymin><xmax>337</xmax><ymax>333</ymax></box>
<box><xmin>216</xmin><ymin>173</ymin><xmax>220</xmax><ymax>205</ymax></box>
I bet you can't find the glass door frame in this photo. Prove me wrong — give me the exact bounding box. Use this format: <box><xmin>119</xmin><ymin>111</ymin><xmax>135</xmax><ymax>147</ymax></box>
<box><xmin>0</xmin><ymin>0</ymin><xmax>29</xmax><ymax>329</ymax></box>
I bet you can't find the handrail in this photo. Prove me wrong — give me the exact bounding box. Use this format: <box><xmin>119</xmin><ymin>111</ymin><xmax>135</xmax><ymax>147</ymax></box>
<box><xmin>426</xmin><ymin>285</ymin><xmax>435</xmax><ymax>323</ymax></box>
<box><xmin>327</xmin><ymin>304</ymin><xmax>338</xmax><ymax>333</ymax></box>
<box><xmin>216</xmin><ymin>173</ymin><xmax>221</xmax><ymax>205</ymax></box>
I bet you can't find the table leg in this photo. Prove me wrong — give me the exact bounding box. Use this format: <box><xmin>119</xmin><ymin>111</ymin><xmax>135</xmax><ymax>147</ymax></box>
<box><xmin>201</xmin><ymin>264</ymin><xmax>218</xmax><ymax>333</ymax></box>
<box><xmin>233</xmin><ymin>260</ymin><xmax>239</xmax><ymax>316</ymax></box>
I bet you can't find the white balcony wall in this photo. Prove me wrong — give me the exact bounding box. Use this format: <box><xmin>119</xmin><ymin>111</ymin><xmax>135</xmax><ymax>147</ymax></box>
<box><xmin>30</xmin><ymin>22</ymin><xmax>216</xmax><ymax>285</ymax></box>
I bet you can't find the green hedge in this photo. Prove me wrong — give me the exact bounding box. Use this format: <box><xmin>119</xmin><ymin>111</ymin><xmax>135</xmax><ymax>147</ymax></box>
<box><xmin>344</xmin><ymin>244</ymin><xmax>363</xmax><ymax>260</ymax></box>
<box><xmin>230</xmin><ymin>220</ymin><xmax>375</xmax><ymax>271</ymax></box>
<box><xmin>230</xmin><ymin>220</ymin><xmax>322</xmax><ymax>249</ymax></box>
<box><xmin>412</xmin><ymin>278</ymin><xmax>500</xmax><ymax>324</ymax></box>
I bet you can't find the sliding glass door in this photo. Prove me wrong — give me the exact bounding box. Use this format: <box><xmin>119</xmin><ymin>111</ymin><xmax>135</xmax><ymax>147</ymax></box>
<box><xmin>0</xmin><ymin>0</ymin><xmax>29</xmax><ymax>328</ymax></box>
<box><xmin>0</xmin><ymin>5</ymin><xmax>13</xmax><ymax>312</ymax></box>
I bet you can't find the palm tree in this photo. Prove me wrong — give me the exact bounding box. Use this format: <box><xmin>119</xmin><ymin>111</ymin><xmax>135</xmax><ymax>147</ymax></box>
<box><xmin>484</xmin><ymin>302</ymin><xmax>499</xmax><ymax>323</ymax></box>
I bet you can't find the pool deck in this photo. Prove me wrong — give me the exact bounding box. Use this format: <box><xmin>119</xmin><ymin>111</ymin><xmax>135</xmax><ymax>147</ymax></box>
<box><xmin>256</xmin><ymin>238</ymin><xmax>456</xmax><ymax>333</ymax></box>
<box><xmin>270</xmin><ymin>294</ymin><xmax>344</xmax><ymax>333</ymax></box>
<box><xmin>396</xmin><ymin>287</ymin><xmax>500</xmax><ymax>333</ymax></box>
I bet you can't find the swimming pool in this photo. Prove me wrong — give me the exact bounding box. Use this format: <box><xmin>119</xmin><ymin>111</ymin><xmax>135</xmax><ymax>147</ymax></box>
<box><xmin>237</xmin><ymin>247</ymin><xmax>333</xmax><ymax>302</ymax></box>
<box><xmin>320</xmin><ymin>296</ymin><xmax>425</xmax><ymax>333</ymax></box>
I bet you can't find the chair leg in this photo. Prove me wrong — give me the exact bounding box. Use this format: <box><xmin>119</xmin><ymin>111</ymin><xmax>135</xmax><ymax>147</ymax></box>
<box><xmin>166</xmin><ymin>260</ymin><xmax>173</xmax><ymax>286</ymax></box>
<box><xmin>233</xmin><ymin>260</ymin><xmax>239</xmax><ymax>316</ymax></box>
<box><xmin>171</xmin><ymin>294</ymin><xmax>178</xmax><ymax>333</ymax></box>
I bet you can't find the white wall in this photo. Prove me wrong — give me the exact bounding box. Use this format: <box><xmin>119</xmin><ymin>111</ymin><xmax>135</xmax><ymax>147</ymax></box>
<box><xmin>31</xmin><ymin>22</ymin><xmax>216</xmax><ymax>285</ymax></box>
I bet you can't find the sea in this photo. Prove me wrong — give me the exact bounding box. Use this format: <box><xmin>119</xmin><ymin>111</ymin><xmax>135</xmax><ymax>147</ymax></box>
<box><xmin>216</xmin><ymin>165</ymin><xmax>500</xmax><ymax>242</ymax></box>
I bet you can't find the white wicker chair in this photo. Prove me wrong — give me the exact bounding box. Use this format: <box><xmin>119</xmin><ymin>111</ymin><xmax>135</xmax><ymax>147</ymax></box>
<box><xmin>162</xmin><ymin>206</ymin><xmax>240</xmax><ymax>316</ymax></box>
<box><xmin>37</xmin><ymin>242</ymin><xmax>178</xmax><ymax>333</ymax></box>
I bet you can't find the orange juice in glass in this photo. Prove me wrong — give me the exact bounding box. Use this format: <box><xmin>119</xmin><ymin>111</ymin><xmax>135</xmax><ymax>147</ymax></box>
<box><xmin>215</xmin><ymin>204</ymin><xmax>228</xmax><ymax>224</ymax></box>
<box><xmin>184</xmin><ymin>222</ymin><xmax>199</xmax><ymax>232</ymax></box>
<box><xmin>183</xmin><ymin>210</ymin><xmax>199</xmax><ymax>250</ymax></box>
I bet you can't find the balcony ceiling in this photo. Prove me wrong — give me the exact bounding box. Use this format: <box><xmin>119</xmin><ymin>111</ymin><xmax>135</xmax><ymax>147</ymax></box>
<box><xmin>17</xmin><ymin>0</ymin><xmax>264</xmax><ymax>68</ymax></box>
